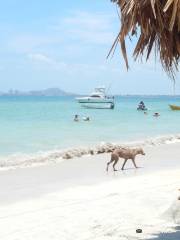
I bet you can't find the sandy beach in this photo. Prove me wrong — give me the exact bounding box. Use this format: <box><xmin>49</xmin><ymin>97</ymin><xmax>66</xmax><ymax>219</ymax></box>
<box><xmin>0</xmin><ymin>142</ymin><xmax>179</xmax><ymax>239</ymax></box>
<box><xmin>1</xmin><ymin>0</ymin><xmax>180</xmax><ymax>239</ymax></box>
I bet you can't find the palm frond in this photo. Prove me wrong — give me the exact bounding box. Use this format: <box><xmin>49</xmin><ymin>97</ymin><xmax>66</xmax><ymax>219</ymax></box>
<box><xmin>111</xmin><ymin>0</ymin><xmax>180</xmax><ymax>78</ymax></box>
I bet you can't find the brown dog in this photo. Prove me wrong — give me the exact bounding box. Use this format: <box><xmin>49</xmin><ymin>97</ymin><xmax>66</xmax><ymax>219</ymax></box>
<box><xmin>106</xmin><ymin>147</ymin><xmax>145</xmax><ymax>171</ymax></box>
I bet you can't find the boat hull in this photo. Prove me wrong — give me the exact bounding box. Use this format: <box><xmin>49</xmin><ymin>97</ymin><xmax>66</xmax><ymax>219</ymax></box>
<box><xmin>76</xmin><ymin>90</ymin><xmax>115</xmax><ymax>109</ymax></box>
<box><xmin>76</xmin><ymin>98</ymin><xmax>113</xmax><ymax>104</ymax></box>
<box><xmin>169</xmin><ymin>104</ymin><xmax>180</xmax><ymax>110</ymax></box>
<box><xmin>81</xmin><ymin>102</ymin><xmax>114</xmax><ymax>109</ymax></box>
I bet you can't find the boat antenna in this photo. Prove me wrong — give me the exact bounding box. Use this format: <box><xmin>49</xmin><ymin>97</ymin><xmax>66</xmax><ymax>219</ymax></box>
<box><xmin>106</xmin><ymin>82</ymin><xmax>112</xmax><ymax>95</ymax></box>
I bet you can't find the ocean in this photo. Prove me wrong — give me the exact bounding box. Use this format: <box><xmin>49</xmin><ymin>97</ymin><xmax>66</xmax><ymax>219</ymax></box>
<box><xmin>0</xmin><ymin>95</ymin><xmax>180</xmax><ymax>168</ymax></box>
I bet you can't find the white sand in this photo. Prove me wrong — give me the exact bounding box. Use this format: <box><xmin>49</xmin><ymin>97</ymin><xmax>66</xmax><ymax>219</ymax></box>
<box><xmin>0</xmin><ymin>143</ymin><xmax>180</xmax><ymax>239</ymax></box>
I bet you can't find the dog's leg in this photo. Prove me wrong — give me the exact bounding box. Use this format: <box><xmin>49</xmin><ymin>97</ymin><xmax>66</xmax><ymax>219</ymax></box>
<box><xmin>132</xmin><ymin>158</ymin><xmax>138</xmax><ymax>168</ymax></box>
<box><xmin>121</xmin><ymin>159</ymin><xmax>127</xmax><ymax>170</ymax></box>
<box><xmin>106</xmin><ymin>159</ymin><xmax>114</xmax><ymax>171</ymax></box>
<box><xmin>113</xmin><ymin>159</ymin><xmax>118</xmax><ymax>171</ymax></box>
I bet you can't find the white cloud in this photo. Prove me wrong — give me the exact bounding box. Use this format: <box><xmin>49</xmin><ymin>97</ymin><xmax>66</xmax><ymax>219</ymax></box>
<box><xmin>52</xmin><ymin>11</ymin><xmax>117</xmax><ymax>45</ymax></box>
<box><xmin>27</xmin><ymin>53</ymin><xmax>67</xmax><ymax>70</ymax></box>
<box><xmin>6</xmin><ymin>10</ymin><xmax>117</xmax><ymax>55</ymax></box>
<box><xmin>28</xmin><ymin>53</ymin><xmax>55</xmax><ymax>64</ymax></box>
<box><xmin>27</xmin><ymin>52</ymin><xmax>122</xmax><ymax>75</ymax></box>
<box><xmin>63</xmin><ymin>11</ymin><xmax>112</xmax><ymax>31</ymax></box>
<box><xmin>6</xmin><ymin>10</ymin><xmax>121</xmax><ymax>79</ymax></box>
<box><xmin>7</xmin><ymin>35</ymin><xmax>63</xmax><ymax>53</ymax></box>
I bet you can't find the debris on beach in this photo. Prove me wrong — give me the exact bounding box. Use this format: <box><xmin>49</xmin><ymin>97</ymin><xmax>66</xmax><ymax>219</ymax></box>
<box><xmin>62</xmin><ymin>153</ymin><xmax>72</xmax><ymax>159</ymax></box>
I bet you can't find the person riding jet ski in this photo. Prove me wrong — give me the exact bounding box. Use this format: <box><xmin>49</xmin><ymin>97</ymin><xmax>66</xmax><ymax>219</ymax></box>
<box><xmin>137</xmin><ymin>101</ymin><xmax>147</xmax><ymax>111</ymax></box>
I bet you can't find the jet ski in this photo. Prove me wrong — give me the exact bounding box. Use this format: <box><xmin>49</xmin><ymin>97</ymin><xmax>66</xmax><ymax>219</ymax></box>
<box><xmin>137</xmin><ymin>101</ymin><xmax>147</xmax><ymax>111</ymax></box>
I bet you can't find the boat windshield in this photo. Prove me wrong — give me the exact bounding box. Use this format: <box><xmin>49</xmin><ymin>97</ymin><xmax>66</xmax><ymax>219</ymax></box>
<box><xmin>90</xmin><ymin>94</ymin><xmax>101</xmax><ymax>98</ymax></box>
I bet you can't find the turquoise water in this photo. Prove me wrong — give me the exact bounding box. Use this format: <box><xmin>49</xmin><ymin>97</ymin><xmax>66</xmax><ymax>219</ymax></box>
<box><xmin>0</xmin><ymin>95</ymin><xmax>180</xmax><ymax>156</ymax></box>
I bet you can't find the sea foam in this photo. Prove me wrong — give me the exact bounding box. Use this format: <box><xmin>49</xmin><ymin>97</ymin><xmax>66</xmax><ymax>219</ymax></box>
<box><xmin>0</xmin><ymin>134</ymin><xmax>180</xmax><ymax>170</ymax></box>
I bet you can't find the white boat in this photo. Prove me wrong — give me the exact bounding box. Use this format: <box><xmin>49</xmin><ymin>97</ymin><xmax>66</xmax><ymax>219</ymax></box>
<box><xmin>76</xmin><ymin>87</ymin><xmax>115</xmax><ymax>109</ymax></box>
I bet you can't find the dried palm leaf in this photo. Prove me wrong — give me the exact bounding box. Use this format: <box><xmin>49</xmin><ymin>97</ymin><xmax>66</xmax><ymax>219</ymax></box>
<box><xmin>110</xmin><ymin>0</ymin><xmax>180</xmax><ymax>78</ymax></box>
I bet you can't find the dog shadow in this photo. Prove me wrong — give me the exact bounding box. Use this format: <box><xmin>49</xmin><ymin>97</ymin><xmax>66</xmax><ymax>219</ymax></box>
<box><xmin>122</xmin><ymin>166</ymin><xmax>144</xmax><ymax>171</ymax></box>
<box><xmin>106</xmin><ymin>167</ymin><xmax>144</xmax><ymax>177</ymax></box>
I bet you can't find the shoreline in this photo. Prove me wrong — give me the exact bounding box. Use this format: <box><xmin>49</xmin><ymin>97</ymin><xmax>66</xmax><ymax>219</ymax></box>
<box><xmin>0</xmin><ymin>142</ymin><xmax>180</xmax><ymax>239</ymax></box>
<box><xmin>0</xmin><ymin>142</ymin><xmax>180</xmax><ymax>201</ymax></box>
<box><xmin>1</xmin><ymin>133</ymin><xmax>180</xmax><ymax>171</ymax></box>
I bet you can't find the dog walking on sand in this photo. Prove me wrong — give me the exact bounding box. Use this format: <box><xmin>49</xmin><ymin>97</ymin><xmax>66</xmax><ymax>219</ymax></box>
<box><xmin>106</xmin><ymin>147</ymin><xmax>145</xmax><ymax>171</ymax></box>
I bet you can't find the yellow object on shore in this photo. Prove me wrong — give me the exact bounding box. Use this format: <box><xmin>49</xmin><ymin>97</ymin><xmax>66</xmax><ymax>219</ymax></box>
<box><xmin>169</xmin><ymin>105</ymin><xmax>180</xmax><ymax>110</ymax></box>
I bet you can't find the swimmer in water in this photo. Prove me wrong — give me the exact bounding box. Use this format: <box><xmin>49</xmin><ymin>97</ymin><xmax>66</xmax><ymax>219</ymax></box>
<box><xmin>83</xmin><ymin>116</ymin><xmax>90</xmax><ymax>121</ymax></box>
<box><xmin>153</xmin><ymin>112</ymin><xmax>160</xmax><ymax>117</ymax></box>
<box><xmin>74</xmin><ymin>114</ymin><xmax>79</xmax><ymax>121</ymax></box>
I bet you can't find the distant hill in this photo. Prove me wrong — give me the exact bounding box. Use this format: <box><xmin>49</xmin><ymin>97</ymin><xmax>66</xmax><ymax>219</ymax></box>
<box><xmin>0</xmin><ymin>88</ymin><xmax>77</xmax><ymax>96</ymax></box>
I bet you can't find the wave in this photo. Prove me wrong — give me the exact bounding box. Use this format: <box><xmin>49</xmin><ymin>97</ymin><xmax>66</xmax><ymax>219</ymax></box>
<box><xmin>1</xmin><ymin>133</ymin><xmax>180</xmax><ymax>170</ymax></box>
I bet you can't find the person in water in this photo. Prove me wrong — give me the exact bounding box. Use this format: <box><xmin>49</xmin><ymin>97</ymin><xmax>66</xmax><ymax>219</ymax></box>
<box><xmin>153</xmin><ymin>113</ymin><xmax>160</xmax><ymax>117</ymax></box>
<box><xmin>139</xmin><ymin>101</ymin><xmax>145</xmax><ymax>107</ymax></box>
<box><xmin>83</xmin><ymin>116</ymin><xmax>90</xmax><ymax>121</ymax></box>
<box><xmin>74</xmin><ymin>114</ymin><xmax>79</xmax><ymax>122</ymax></box>
<box><xmin>138</xmin><ymin>101</ymin><xmax>146</xmax><ymax>110</ymax></box>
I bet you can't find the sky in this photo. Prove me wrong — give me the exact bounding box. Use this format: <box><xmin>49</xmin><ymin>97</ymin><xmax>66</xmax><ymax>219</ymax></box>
<box><xmin>0</xmin><ymin>0</ymin><xmax>179</xmax><ymax>95</ymax></box>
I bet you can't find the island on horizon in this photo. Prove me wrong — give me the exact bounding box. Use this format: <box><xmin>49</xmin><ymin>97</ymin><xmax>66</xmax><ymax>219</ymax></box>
<box><xmin>0</xmin><ymin>88</ymin><xmax>77</xmax><ymax>97</ymax></box>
